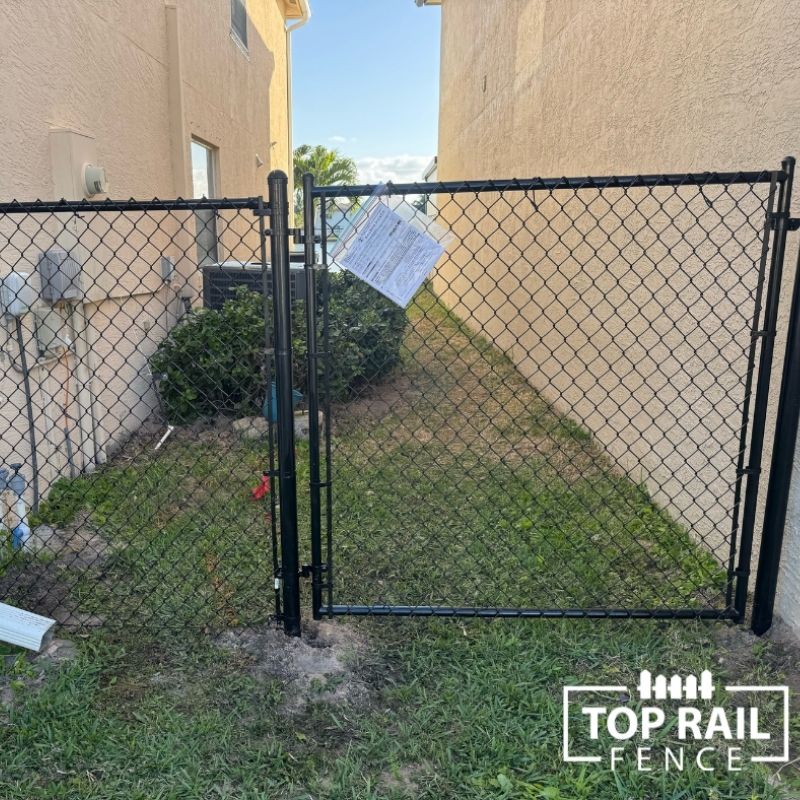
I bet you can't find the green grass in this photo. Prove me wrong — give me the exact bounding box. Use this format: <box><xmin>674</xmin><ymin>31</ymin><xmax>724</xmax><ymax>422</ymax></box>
<box><xmin>0</xmin><ymin>290</ymin><xmax>795</xmax><ymax>797</ymax></box>
<box><xmin>11</xmin><ymin>289</ymin><xmax>725</xmax><ymax>628</ymax></box>
<box><xmin>0</xmin><ymin>620</ymin><xmax>796</xmax><ymax>798</ymax></box>
<box><xmin>325</xmin><ymin>289</ymin><xmax>725</xmax><ymax>610</ymax></box>
<box><xmin>20</xmin><ymin>432</ymin><xmax>280</xmax><ymax>632</ymax></box>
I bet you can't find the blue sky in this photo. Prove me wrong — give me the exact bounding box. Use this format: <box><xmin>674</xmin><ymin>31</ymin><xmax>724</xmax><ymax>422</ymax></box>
<box><xmin>292</xmin><ymin>1</ymin><xmax>441</xmax><ymax>183</ymax></box>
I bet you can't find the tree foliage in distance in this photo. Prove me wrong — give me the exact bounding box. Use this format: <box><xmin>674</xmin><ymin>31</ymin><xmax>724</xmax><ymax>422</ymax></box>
<box><xmin>293</xmin><ymin>144</ymin><xmax>358</xmax><ymax>217</ymax></box>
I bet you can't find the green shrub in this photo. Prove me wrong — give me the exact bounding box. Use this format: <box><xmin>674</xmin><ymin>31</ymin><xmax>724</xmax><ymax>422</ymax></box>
<box><xmin>151</xmin><ymin>287</ymin><xmax>267</xmax><ymax>423</ymax></box>
<box><xmin>324</xmin><ymin>271</ymin><xmax>408</xmax><ymax>401</ymax></box>
<box><xmin>151</xmin><ymin>276</ymin><xmax>408</xmax><ymax>424</ymax></box>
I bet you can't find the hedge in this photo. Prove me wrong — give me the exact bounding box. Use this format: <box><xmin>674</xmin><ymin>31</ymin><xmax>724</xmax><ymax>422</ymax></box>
<box><xmin>151</xmin><ymin>274</ymin><xmax>408</xmax><ymax>424</ymax></box>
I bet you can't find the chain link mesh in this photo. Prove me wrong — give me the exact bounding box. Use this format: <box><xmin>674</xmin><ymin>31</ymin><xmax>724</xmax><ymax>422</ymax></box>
<box><xmin>0</xmin><ymin>169</ymin><xmax>786</xmax><ymax>636</ymax></box>
<box><xmin>0</xmin><ymin>199</ymin><xmax>281</xmax><ymax>634</ymax></box>
<box><xmin>312</xmin><ymin>171</ymin><xmax>782</xmax><ymax>618</ymax></box>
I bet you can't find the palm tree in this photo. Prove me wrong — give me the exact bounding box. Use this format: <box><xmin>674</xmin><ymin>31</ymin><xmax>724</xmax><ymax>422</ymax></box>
<box><xmin>293</xmin><ymin>144</ymin><xmax>358</xmax><ymax>219</ymax></box>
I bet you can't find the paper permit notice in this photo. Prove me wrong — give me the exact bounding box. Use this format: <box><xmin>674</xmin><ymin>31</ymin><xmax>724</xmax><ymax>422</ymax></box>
<box><xmin>332</xmin><ymin>200</ymin><xmax>445</xmax><ymax>308</ymax></box>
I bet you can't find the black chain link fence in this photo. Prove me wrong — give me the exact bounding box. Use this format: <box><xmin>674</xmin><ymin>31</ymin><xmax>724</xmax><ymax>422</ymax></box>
<box><xmin>309</xmin><ymin>168</ymin><xmax>790</xmax><ymax>621</ymax></box>
<box><xmin>0</xmin><ymin>164</ymin><xmax>793</xmax><ymax>639</ymax></box>
<box><xmin>0</xmin><ymin>198</ymin><xmax>283</xmax><ymax>635</ymax></box>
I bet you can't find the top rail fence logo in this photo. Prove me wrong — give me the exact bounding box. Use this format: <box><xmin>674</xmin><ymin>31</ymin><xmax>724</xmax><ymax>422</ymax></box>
<box><xmin>562</xmin><ymin>670</ymin><xmax>790</xmax><ymax>773</ymax></box>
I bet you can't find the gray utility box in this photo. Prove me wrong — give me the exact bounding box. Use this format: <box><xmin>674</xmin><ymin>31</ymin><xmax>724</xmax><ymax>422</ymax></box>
<box><xmin>0</xmin><ymin>271</ymin><xmax>38</xmax><ymax>318</ymax></box>
<box><xmin>37</xmin><ymin>248</ymin><xmax>83</xmax><ymax>304</ymax></box>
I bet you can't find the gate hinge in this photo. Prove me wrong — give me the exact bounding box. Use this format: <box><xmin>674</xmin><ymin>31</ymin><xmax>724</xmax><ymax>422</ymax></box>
<box><xmin>252</xmin><ymin>206</ymin><xmax>272</xmax><ymax>218</ymax></box>
<box><xmin>769</xmin><ymin>211</ymin><xmax>800</xmax><ymax>231</ymax></box>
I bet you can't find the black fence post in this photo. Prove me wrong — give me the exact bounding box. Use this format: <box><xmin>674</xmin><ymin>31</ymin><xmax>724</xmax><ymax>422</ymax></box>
<box><xmin>752</xmin><ymin>211</ymin><xmax>800</xmax><ymax>635</ymax></box>
<box><xmin>268</xmin><ymin>170</ymin><xmax>302</xmax><ymax>636</ymax></box>
<box><xmin>733</xmin><ymin>157</ymin><xmax>794</xmax><ymax>621</ymax></box>
<box><xmin>303</xmin><ymin>173</ymin><xmax>324</xmax><ymax>620</ymax></box>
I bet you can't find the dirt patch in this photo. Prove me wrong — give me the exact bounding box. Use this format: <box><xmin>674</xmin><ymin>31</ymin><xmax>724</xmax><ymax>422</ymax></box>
<box><xmin>712</xmin><ymin>623</ymin><xmax>800</xmax><ymax>788</ymax></box>
<box><xmin>216</xmin><ymin>620</ymin><xmax>371</xmax><ymax>715</ymax></box>
<box><xmin>379</xmin><ymin>762</ymin><xmax>432</xmax><ymax>795</ymax></box>
<box><xmin>29</xmin><ymin>513</ymin><xmax>115</xmax><ymax>570</ymax></box>
<box><xmin>715</xmin><ymin>621</ymin><xmax>800</xmax><ymax>697</ymax></box>
<box><xmin>0</xmin><ymin>559</ymin><xmax>104</xmax><ymax>630</ymax></box>
<box><xmin>0</xmin><ymin>516</ymin><xmax>111</xmax><ymax>630</ymax></box>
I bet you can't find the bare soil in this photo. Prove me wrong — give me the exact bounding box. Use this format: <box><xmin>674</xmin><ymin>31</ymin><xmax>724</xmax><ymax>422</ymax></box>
<box><xmin>215</xmin><ymin>620</ymin><xmax>372</xmax><ymax>715</ymax></box>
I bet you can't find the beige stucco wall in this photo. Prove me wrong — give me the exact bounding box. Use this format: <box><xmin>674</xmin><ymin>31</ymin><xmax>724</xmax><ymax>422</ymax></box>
<box><xmin>433</xmin><ymin>0</ymin><xmax>800</xmax><ymax>630</ymax></box>
<box><xmin>0</xmin><ymin>0</ymin><xmax>291</xmax><ymax>514</ymax></box>
<box><xmin>0</xmin><ymin>0</ymin><xmax>289</xmax><ymax>200</ymax></box>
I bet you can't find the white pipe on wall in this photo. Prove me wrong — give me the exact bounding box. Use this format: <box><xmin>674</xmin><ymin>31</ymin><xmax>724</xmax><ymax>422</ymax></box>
<box><xmin>285</xmin><ymin>0</ymin><xmax>311</xmax><ymax>222</ymax></box>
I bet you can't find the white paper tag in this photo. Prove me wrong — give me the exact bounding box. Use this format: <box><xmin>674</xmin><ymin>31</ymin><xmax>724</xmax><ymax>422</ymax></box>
<box><xmin>332</xmin><ymin>200</ymin><xmax>445</xmax><ymax>307</ymax></box>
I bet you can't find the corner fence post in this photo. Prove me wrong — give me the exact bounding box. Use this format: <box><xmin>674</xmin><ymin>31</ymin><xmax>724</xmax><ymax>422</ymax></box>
<box><xmin>733</xmin><ymin>158</ymin><xmax>794</xmax><ymax>621</ymax></box>
<box><xmin>268</xmin><ymin>170</ymin><xmax>302</xmax><ymax>636</ymax></box>
<box><xmin>752</xmin><ymin>164</ymin><xmax>800</xmax><ymax>635</ymax></box>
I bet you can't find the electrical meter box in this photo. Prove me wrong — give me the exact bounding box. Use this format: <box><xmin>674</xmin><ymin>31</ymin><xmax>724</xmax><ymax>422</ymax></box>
<box><xmin>0</xmin><ymin>272</ymin><xmax>37</xmax><ymax>318</ymax></box>
<box><xmin>37</xmin><ymin>248</ymin><xmax>82</xmax><ymax>304</ymax></box>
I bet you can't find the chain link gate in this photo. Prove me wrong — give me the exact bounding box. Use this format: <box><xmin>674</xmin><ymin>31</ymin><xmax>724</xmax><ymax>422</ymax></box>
<box><xmin>286</xmin><ymin>160</ymin><xmax>800</xmax><ymax>634</ymax></box>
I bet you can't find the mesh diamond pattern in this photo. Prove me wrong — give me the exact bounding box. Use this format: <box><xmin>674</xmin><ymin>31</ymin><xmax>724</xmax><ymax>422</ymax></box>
<box><xmin>311</xmin><ymin>171</ymin><xmax>784</xmax><ymax>619</ymax></box>
<box><xmin>0</xmin><ymin>199</ymin><xmax>280</xmax><ymax>635</ymax></box>
<box><xmin>0</xmin><ymin>168</ymin><xmax>788</xmax><ymax>637</ymax></box>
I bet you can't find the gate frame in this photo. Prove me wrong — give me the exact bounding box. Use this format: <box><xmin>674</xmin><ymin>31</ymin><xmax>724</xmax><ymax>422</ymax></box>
<box><xmin>752</xmin><ymin>169</ymin><xmax>800</xmax><ymax>634</ymax></box>
<box><xmin>292</xmin><ymin>162</ymin><xmax>800</xmax><ymax>634</ymax></box>
<box><xmin>267</xmin><ymin>170</ymin><xmax>302</xmax><ymax>636</ymax></box>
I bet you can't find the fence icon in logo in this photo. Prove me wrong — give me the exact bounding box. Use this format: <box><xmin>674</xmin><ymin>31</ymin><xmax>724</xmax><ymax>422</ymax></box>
<box><xmin>636</xmin><ymin>669</ymin><xmax>714</xmax><ymax>701</ymax></box>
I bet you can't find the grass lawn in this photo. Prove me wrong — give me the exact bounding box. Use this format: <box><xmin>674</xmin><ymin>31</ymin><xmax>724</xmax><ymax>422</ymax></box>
<box><xmin>0</xmin><ymin>291</ymin><xmax>797</xmax><ymax>798</ymax></box>
<box><xmin>0</xmin><ymin>620</ymin><xmax>797</xmax><ymax>798</ymax></box>
<box><xmin>325</xmin><ymin>290</ymin><xmax>725</xmax><ymax>611</ymax></box>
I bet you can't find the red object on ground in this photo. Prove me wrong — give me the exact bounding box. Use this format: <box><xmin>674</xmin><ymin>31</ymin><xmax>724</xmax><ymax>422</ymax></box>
<box><xmin>251</xmin><ymin>473</ymin><xmax>271</xmax><ymax>500</ymax></box>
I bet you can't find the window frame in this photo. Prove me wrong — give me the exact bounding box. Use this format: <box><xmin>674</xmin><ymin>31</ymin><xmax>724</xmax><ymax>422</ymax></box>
<box><xmin>190</xmin><ymin>139</ymin><xmax>218</xmax><ymax>200</ymax></box>
<box><xmin>190</xmin><ymin>138</ymin><xmax>220</xmax><ymax>265</ymax></box>
<box><xmin>230</xmin><ymin>0</ymin><xmax>248</xmax><ymax>51</ymax></box>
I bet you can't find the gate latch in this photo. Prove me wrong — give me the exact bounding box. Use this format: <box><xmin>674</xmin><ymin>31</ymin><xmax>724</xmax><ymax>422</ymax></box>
<box><xmin>769</xmin><ymin>211</ymin><xmax>800</xmax><ymax>231</ymax></box>
<box><xmin>299</xmin><ymin>564</ymin><xmax>327</xmax><ymax>579</ymax></box>
<box><xmin>292</xmin><ymin>229</ymin><xmax>322</xmax><ymax>245</ymax></box>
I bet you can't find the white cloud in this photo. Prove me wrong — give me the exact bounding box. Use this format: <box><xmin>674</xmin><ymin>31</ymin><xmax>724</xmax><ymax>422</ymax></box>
<box><xmin>356</xmin><ymin>155</ymin><xmax>433</xmax><ymax>184</ymax></box>
<box><xmin>329</xmin><ymin>135</ymin><xmax>347</xmax><ymax>144</ymax></box>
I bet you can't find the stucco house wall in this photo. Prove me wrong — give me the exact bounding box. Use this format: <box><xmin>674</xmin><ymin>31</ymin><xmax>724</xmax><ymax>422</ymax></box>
<box><xmin>0</xmin><ymin>0</ymin><xmax>299</xmax><ymax>509</ymax></box>
<box><xmin>430</xmin><ymin>0</ymin><xmax>800</xmax><ymax>633</ymax></box>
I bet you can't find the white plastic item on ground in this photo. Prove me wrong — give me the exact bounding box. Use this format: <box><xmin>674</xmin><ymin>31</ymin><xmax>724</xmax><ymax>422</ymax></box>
<box><xmin>0</xmin><ymin>602</ymin><xmax>55</xmax><ymax>651</ymax></box>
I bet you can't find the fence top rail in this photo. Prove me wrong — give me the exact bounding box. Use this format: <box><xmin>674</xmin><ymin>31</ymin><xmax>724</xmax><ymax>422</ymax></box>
<box><xmin>0</xmin><ymin>196</ymin><xmax>264</xmax><ymax>215</ymax></box>
<box><xmin>311</xmin><ymin>170</ymin><xmax>783</xmax><ymax>199</ymax></box>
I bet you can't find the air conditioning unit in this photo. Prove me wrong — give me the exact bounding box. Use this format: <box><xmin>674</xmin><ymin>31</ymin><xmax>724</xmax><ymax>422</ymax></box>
<box><xmin>201</xmin><ymin>257</ymin><xmax>307</xmax><ymax>310</ymax></box>
<box><xmin>37</xmin><ymin>248</ymin><xmax>83</xmax><ymax>304</ymax></box>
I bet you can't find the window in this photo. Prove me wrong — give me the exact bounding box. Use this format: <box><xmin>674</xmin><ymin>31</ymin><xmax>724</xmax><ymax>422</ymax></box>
<box><xmin>191</xmin><ymin>140</ymin><xmax>216</xmax><ymax>199</ymax></box>
<box><xmin>230</xmin><ymin>0</ymin><xmax>247</xmax><ymax>49</ymax></box>
<box><xmin>191</xmin><ymin>139</ymin><xmax>219</xmax><ymax>264</ymax></box>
